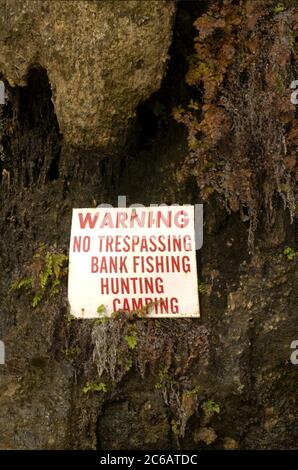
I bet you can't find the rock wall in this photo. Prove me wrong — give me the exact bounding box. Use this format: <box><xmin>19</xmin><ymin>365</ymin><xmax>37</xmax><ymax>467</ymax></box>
<box><xmin>0</xmin><ymin>0</ymin><xmax>175</xmax><ymax>147</ymax></box>
<box><xmin>0</xmin><ymin>0</ymin><xmax>297</xmax><ymax>450</ymax></box>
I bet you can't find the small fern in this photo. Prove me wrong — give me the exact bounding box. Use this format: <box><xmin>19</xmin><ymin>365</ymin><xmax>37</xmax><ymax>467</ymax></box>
<box><xmin>10</xmin><ymin>277</ymin><xmax>33</xmax><ymax>292</ymax></box>
<box><xmin>10</xmin><ymin>246</ymin><xmax>68</xmax><ymax>308</ymax></box>
<box><xmin>202</xmin><ymin>399</ymin><xmax>221</xmax><ymax>417</ymax></box>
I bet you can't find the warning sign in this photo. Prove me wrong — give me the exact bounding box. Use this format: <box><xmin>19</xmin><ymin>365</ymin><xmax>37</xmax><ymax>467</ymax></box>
<box><xmin>68</xmin><ymin>206</ymin><xmax>200</xmax><ymax>318</ymax></box>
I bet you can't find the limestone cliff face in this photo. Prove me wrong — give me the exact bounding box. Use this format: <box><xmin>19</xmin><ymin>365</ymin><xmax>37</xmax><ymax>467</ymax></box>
<box><xmin>0</xmin><ymin>0</ymin><xmax>297</xmax><ymax>450</ymax></box>
<box><xmin>0</xmin><ymin>0</ymin><xmax>175</xmax><ymax>147</ymax></box>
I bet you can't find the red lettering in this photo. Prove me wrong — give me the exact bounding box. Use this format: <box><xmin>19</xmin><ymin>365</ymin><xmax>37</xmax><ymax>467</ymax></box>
<box><xmin>113</xmin><ymin>298</ymin><xmax>120</xmax><ymax>311</ymax></box>
<box><xmin>91</xmin><ymin>256</ymin><xmax>98</xmax><ymax>273</ymax></box>
<box><xmin>156</xmin><ymin>210</ymin><xmax>172</xmax><ymax>227</ymax></box>
<box><xmin>129</xmin><ymin>210</ymin><xmax>146</xmax><ymax>228</ymax></box>
<box><xmin>116</xmin><ymin>212</ymin><xmax>127</xmax><ymax>228</ymax></box>
<box><xmin>106</xmin><ymin>236</ymin><xmax>113</xmax><ymax>251</ymax></box>
<box><xmin>174</xmin><ymin>210</ymin><xmax>189</xmax><ymax>228</ymax></box>
<box><xmin>73</xmin><ymin>235</ymin><xmax>90</xmax><ymax>252</ymax></box>
<box><xmin>100</xmin><ymin>212</ymin><xmax>113</xmax><ymax>228</ymax></box>
<box><xmin>100</xmin><ymin>278</ymin><xmax>110</xmax><ymax>294</ymax></box>
<box><xmin>170</xmin><ymin>297</ymin><xmax>179</xmax><ymax>313</ymax></box>
<box><xmin>131</xmin><ymin>236</ymin><xmax>140</xmax><ymax>251</ymax></box>
<box><xmin>78</xmin><ymin>212</ymin><xmax>99</xmax><ymax>229</ymax></box>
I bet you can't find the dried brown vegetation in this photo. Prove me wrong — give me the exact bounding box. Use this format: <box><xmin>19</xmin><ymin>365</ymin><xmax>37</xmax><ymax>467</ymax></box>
<box><xmin>174</xmin><ymin>0</ymin><xmax>297</xmax><ymax>247</ymax></box>
<box><xmin>92</xmin><ymin>314</ymin><xmax>209</xmax><ymax>437</ymax></box>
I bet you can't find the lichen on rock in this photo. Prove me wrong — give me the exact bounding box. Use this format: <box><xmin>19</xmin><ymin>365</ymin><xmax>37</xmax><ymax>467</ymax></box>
<box><xmin>0</xmin><ymin>0</ymin><xmax>176</xmax><ymax>148</ymax></box>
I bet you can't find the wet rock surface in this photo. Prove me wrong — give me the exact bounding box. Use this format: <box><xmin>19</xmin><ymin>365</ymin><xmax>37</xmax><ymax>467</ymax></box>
<box><xmin>0</xmin><ymin>0</ymin><xmax>297</xmax><ymax>450</ymax></box>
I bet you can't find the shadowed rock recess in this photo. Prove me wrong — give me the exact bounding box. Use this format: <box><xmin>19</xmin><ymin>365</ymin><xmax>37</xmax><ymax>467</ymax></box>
<box><xmin>0</xmin><ymin>0</ymin><xmax>297</xmax><ymax>450</ymax></box>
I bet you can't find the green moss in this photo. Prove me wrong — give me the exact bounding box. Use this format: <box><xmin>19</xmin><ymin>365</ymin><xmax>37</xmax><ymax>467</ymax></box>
<box><xmin>97</xmin><ymin>304</ymin><xmax>106</xmax><ymax>315</ymax></box>
<box><xmin>202</xmin><ymin>399</ymin><xmax>221</xmax><ymax>417</ymax></box>
<box><xmin>183</xmin><ymin>385</ymin><xmax>200</xmax><ymax>397</ymax></box>
<box><xmin>82</xmin><ymin>381</ymin><xmax>107</xmax><ymax>394</ymax></box>
<box><xmin>171</xmin><ymin>419</ymin><xmax>180</xmax><ymax>436</ymax></box>
<box><xmin>283</xmin><ymin>246</ymin><xmax>296</xmax><ymax>261</ymax></box>
<box><xmin>124</xmin><ymin>331</ymin><xmax>138</xmax><ymax>350</ymax></box>
<box><xmin>274</xmin><ymin>2</ymin><xmax>285</xmax><ymax>13</ymax></box>
<box><xmin>94</xmin><ymin>316</ymin><xmax>109</xmax><ymax>326</ymax></box>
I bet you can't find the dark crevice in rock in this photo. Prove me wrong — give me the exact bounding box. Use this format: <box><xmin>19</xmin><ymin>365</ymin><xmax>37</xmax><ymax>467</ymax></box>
<box><xmin>1</xmin><ymin>66</ymin><xmax>61</xmax><ymax>187</ymax></box>
<box><xmin>114</xmin><ymin>0</ymin><xmax>206</xmax><ymax>205</ymax></box>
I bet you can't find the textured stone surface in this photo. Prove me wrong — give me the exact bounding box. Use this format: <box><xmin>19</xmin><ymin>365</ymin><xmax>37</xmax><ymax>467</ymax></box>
<box><xmin>0</xmin><ymin>0</ymin><xmax>297</xmax><ymax>451</ymax></box>
<box><xmin>0</xmin><ymin>0</ymin><xmax>175</xmax><ymax>147</ymax></box>
<box><xmin>0</xmin><ymin>361</ymin><xmax>73</xmax><ymax>449</ymax></box>
<box><xmin>97</xmin><ymin>391</ymin><xmax>171</xmax><ymax>450</ymax></box>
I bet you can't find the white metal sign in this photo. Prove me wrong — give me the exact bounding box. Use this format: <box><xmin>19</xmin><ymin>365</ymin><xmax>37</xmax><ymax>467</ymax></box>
<box><xmin>68</xmin><ymin>206</ymin><xmax>200</xmax><ymax>318</ymax></box>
